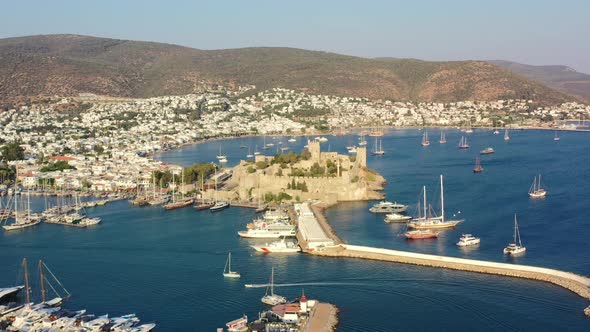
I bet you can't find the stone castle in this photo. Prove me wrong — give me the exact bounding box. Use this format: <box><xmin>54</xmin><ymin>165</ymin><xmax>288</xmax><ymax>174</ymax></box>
<box><xmin>203</xmin><ymin>139</ymin><xmax>385</xmax><ymax>205</ymax></box>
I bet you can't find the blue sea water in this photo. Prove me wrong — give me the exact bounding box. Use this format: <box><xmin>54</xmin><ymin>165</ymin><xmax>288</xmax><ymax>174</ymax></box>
<box><xmin>1</xmin><ymin>129</ymin><xmax>590</xmax><ymax>331</ymax></box>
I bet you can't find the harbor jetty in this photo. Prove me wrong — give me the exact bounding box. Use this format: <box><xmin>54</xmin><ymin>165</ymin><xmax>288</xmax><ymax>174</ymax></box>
<box><xmin>292</xmin><ymin>202</ymin><xmax>590</xmax><ymax>314</ymax></box>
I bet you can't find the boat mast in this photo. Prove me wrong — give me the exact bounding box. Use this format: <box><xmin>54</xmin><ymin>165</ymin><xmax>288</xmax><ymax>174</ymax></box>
<box><xmin>23</xmin><ymin>258</ymin><xmax>30</xmax><ymax>304</ymax></box>
<box><xmin>228</xmin><ymin>252</ymin><xmax>232</xmax><ymax>273</ymax></box>
<box><xmin>271</xmin><ymin>267</ymin><xmax>274</xmax><ymax>296</ymax></box>
<box><xmin>514</xmin><ymin>214</ymin><xmax>518</xmax><ymax>244</ymax></box>
<box><xmin>423</xmin><ymin>186</ymin><xmax>427</xmax><ymax>220</ymax></box>
<box><xmin>39</xmin><ymin>259</ymin><xmax>46</xmax><ymax>303</ymax></box>
<box><xmin>440</xmin><ymin>175</ymin><xmax>445</xmax><ymax>222</ymax></box>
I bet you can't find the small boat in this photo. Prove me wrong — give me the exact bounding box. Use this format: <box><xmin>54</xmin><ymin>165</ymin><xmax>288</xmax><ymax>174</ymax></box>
<box><xmin>465</xmin><ymin>128</ymin><xmax>473</xmax><ymax>134</ymax></box>
<box><xmin>226</xmin><ymin>315</ymin><xmax>248</xmax><ymax>332</ymax></box>
<box><xmin>358</xmin><ymin>134</ymin><xmax>367</xmax><ymax>146</ymax></box>
<box><xmin>528</xmin><ymin>175</ymin><xmax>547</xmax><ymax>198</ymax></box>
<box><xmin>369</xmin><ymin>201</ymin><xmax>408</xmax><ymax>214</ymax></box>
<box><xmin>288</xmin><ymin>137</ymin><xmax>297</xmax><ymax>143</ymax></box>
<box><xmin>219</xmin><ymin>157</ymin><xmax>228</xmax><ymax>164</ymax></box>
<box><xmin>480</xmin><ymin>147</ymin><xmax>495</xmax><ymax>155</ymax></box>
<box><xmin>251</xmin><ymin>238</ymin><xmax>301</xmax><ymax>253</ymax></box>
<box><xmin>458</xmin><ymin>136</ymin><xmax>469</xmax><ymax>149</ymax></box>
<box><xmin>493</xmin><ymin>129</ymin><xmax>500</xmax><ymax>134</ymax></box>
<box><xmin>318</xmin><ymin>137</ymin><xmax>328</xmax><ymax>142</ymax></box>
<box><xmin>439</xmin><ymin>131</ymin><xmax>447</xmax><ymax>144</ymax></box>
<box><xmin>473</xmin><ymin>157</ymin><xmax>483</xmax><ymax>173</ymax></box>
<box><xmin>404</xmin><ymin>229</ymin><xmax>439</xmax><ymax>239</ymax></box>
<box><xmin>223</xmin><ymin>252</ymin><xmax>241</xmax><ymax>278</ymax></box>
<box><xmin>421</xmin><ymin>131</ymin><xmax>430</xmax><ymax>146</ymax></box>
<box><xmin>246</xmin><ymin>146</ymin><xmax>254</xmax><ymax>158</ymax></box>
<box><xmin>194</xmin><ymin>202</ymin><xmax>214</xmax><ymax>210</ymax></box>
<box><xmin>216</xmin><ymin>145</ymin><xmax>227</xmax><ymax>160</ymax></box>
<box><xmin>456</xmin><ymin>234</ymin><xmax>480</xmax><ymax>247</ymax></box>
<box><xmin>553</xmin><ymin>132</ymin><xmax>560</xmax><ymax>141</ymax></box>
<box><xmin>385</xmin><ymin>213</ymin><xmax>412</xmax><ymax>223</ymax></box>
<box><xmin>210</xmin><ymin>200</ymin><xmax>230</xmax><ymax>212</ymax></box>
<box><xmin>504</xmin><ymin>214</ymin><xmax>526</xmax><ymax>255</ymax></box>
<box><xmin>347</xmin><ymin>146</ymin><xmax>357</xmax><ymax>154</ymax></box>
<box><xmin>504</xmin><ymin>129</ymin><xmax>510</xmax><ymax>141</ymax></box>
<box><xmin>261</xmin><ymin>267</ymin><xmax>287</xmax><ymax>305</ymax></box>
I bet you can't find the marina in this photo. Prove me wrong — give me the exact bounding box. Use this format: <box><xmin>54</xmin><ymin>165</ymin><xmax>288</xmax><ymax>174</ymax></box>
<box><xmin>2</xmin><ymin>130</ymin><xmax>590</xmax><ymax>331</ymax></box>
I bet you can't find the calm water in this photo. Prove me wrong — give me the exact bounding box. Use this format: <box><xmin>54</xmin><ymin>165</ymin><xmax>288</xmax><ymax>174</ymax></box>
<box><xmin>2</xmin><ymin>129</ymin><xmax>590</xmax><ymax>331</ymax></box>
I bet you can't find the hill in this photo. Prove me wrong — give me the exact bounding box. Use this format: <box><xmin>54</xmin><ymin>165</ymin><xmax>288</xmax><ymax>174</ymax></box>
<box><xmin>488</xmin><ymin>60</ymin><xmax>590</xmax><ymax>101</ymax></box>
<box><xmin>0</xmin><ymin>34</ymin><xmax>574</xmax><ymax>105</ymax></box>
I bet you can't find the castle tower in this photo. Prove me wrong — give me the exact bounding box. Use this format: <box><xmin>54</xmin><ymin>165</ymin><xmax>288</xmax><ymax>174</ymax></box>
<box><xmin>356</xmin><ymin>146</ymin><xmax>367</xmax><ymax>168</ymax></box>
<box><xmin>307</xmin><ymin>139</ymin><xmax>321</xmax><ymax>162</ymax></box>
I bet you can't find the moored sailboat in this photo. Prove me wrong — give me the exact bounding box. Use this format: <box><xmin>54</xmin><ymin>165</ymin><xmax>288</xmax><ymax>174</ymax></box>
<box><xmin>473</xmin><ymin>157</ymin><xmax>483</xmax><ymax>173</ymax></box>
<box><xmin>439</xmin><ymin>130</ymin><xmax>446</xmax><ymax>144</ymax></box>
<box><xmin>528</xmin><ymin>175</ymin><xmax>547</xmax><ymax>198</ymax></box>
<box><xmin>407</xmin><ymin>175</ymin><xmax>464</xmax><ymax>229</ymax></box>
<box><xmin>458</xmin><ymin>136</ymin><xmax>469</xmax><ymax>149</ymax></box>
<box><xmin>261</xmin><ymin>267</ymin><xmax>287</xmax><ymax>305</ymax></box>
<box><xmin>504</xmin><ymin>128</ymin><xmax>510</xmax><ymax>141</ymax></box>
<box><xmin>421</xmin><ymin>131</ymin><xmax>430</xmax><ymax>146</ymax></box>
<box><xmin>504</xmin><ymin>214</ymin><xmax>526</xmax><ymax>255</ymax></box>
<box><xmin>223</xmin><ymin>252</ymin><xmax>241</xmax><ymax>278</ymax></box>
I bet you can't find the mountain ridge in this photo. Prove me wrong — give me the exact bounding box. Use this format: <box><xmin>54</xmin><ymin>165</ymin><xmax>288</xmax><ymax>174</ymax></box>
<box><xmin>0</xmin><ymin>34</ymin><xmax>576</xmax><ymax>106</ymax></box>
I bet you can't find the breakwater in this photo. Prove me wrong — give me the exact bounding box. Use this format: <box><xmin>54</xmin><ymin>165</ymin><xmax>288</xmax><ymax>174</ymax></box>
<box><xmin>314</xmin><ymin>244</ymin><xmax>590</xmax><ymax>302</ymax></box>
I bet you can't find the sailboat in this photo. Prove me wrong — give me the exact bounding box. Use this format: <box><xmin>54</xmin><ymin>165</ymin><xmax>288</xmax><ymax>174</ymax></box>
<box><xmin>473</xmin><ymin>157</ymin><xmax>483</xmax><ymax>173</ymax></box>
<box><xmin>504</xmin><ymin>214</ymin><xmax>526</xmax><ymax>255</ymax></box>
<box><xmin>504</xmin><ymin>129</ymin><xmax>510</xmax><ymax>141</ymax></box>
<box><xmin>493</xmin><ymin>129</ymin><xmax>500</xmax><ymax>134</ymax></box>
<box><xmin>262</xmin><ymin>137</ymin><xmax>270</xmax><ymax>150</ymax></box>
<box><xmin>528</xmin><ymin>175</ymin><xmax>547</xmax><ymax>198</ymax></box>
<box><xmin>553</xmin><ymin>132</ymin><xmax>560</xmax><ymax>141</ymax></box>
<box><xmin>223</xmin><ymin>252</ymin><xmax>240</xmax><ymax>278</ymax></box>
<box><xmin>216</xmin><ymin>145</ymin><xmax>227</xmax><ymax>160</ymax></box>
<box><xmin>288</xmin><ymin>136</ymin><xmax>297</xmax><ymax>143</ymax></box>
<box><xmin>439</xmin><ymin>131</ymin><xmax>447</xmax><ymax>144</ymax></box>
<box><xmin>372</xmin><ymin>138</ymin><xmax>385</xmax><ymax>155</ymax></box>
<box><xmin>407</xmin><ymin>175</ymin><xmax>464</xmax><ymax>229</ymax></box>
<box><xmin>164</xmin><ymin>169</ymin><xmax>193</xmax><ymax>210</ymax></box>
<box><xmin>210</xmin><ymin>174</ymin><xmax>229</xmax><ymax>212</ymax></box>
<box><xmin>421</xmin><ymin>131</ymin><xmax>430</xmax><ymax>146</ymax></box>
<box><xmin>254</xmin><ymin>145</ymin><xmax>260</xmax><ymax>155</ymax></box>
<box><xmin>261</xmin><ymin>267</ymin><xmax>287</xmax><ymax>305</ymax></box>
<box><xmin>358</xmin><ymin>134</ymin><xmax>367</xmax><ymax>146</ymax></box>
<box><xmin>2</xmin><ymin>179</ymin><xmax>41</xmax><ymax>231</ymax></box>
<box><xmin>246</xmin><ymin>146</ymin><xmax>254</xmax><ymax>158</ymax></box>
<box><xmin>458</xmin><ymin>136</ymin><xmax>469</xmax><ymax>149</ymax></box>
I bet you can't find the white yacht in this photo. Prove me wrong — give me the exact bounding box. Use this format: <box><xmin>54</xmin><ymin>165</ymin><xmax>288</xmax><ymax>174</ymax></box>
<box><xmin>252</xmin><ymin>238</ymin><xmax>301</xmax><ymax>253</ymax></box>
<box><xmin>528</xmin><ymin>175</ymin><xmax>547</xmax><ymax>198</ymax></box>
<box><xmin>504</xmin><ymin>214</ymin><xmax>526</xmax><ymax>255</ymax></box>
<box><xmin>456</xmin><ymin>234</ymin><xmax>480</xmax><ymax>247</ymax></box>
<box><xmin>238</xmin><ymin>222</ymin><xmax>296</xmax><ymax>238</ymax></box>
<box><xmin>384</xmin><ymin>213</ymin><xmax>412</xmax><ymax>223</ymax></box>
<box><xmin>223</xmin><ymin>252</ymin><xmax>240</xmax><ymax>278</ymax></box>
<box><xmin>369</xmin><ymin>201</ymin><xmax>408</xmax><ymax>214</ymax></box>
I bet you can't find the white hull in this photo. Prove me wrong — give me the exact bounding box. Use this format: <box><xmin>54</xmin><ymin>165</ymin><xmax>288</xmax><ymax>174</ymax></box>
<box><xmin>223</xmin><ymin>272</ymin><xmax>241</xmax><ymax>278</ymax></box>
<box><xmin>2</xmin><ymin>219</ymin><xmax>41</xmax><ymax>231</ymax></box>
<box><xmin>407</xmin><ymin>219</ymin><xmax>463</xmax><ymax>229</ymax></box>
<box><xmin>528</xmin><ymin>191</ymin><xmax>547</xmax><ymax>198</ymax></box>
<box><xmin>504</xmin><ymin>246</ymin><xmax>526</xmax><ymax>255</ymax></box>
<box><xmin>238</xmin><ymin>230</ymin><xmax>296</xmax><ymax>238</ymax></box>
<box><xmin>384</xmin><ymin>213</ymin><xmax>412</xmax><ymax>223</ymax></box>
<box><xmin>457</xmin><ymin>238</ymin><xmax>480</xmax><ymax>246</ymax></box>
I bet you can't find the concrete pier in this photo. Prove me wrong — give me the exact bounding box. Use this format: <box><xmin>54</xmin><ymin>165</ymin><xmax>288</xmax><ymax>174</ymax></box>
<box><xmin>314</xmin><ymin>244</ymin><xmax>590</xmax><ymax>300</ymax></box>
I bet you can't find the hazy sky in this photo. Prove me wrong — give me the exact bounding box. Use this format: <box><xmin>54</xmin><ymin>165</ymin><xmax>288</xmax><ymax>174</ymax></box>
<box><xmin>3</xmin><ymin>0</ymin><xmax>590</xmax><ymax>73</ymax></box>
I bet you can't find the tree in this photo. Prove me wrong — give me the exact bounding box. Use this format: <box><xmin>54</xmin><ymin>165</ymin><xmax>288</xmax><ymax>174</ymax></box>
<box><xmin>0</xmin><ymin>142</ymin><xmax>25</xmax><ymax>161</ymax></box>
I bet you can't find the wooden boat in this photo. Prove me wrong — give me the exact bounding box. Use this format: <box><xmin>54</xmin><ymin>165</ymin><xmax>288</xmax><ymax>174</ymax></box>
<box><xmin>473</xmin><ymin>157</ymin><xmax>483</xmax><ymax>173</ymax></box>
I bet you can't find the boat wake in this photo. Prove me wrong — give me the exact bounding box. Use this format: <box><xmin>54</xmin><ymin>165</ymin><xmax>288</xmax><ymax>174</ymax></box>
<box><xmin>244</xmin><ymin>281</ymin><xmax>371</xmax><ymax>288</ymax></box>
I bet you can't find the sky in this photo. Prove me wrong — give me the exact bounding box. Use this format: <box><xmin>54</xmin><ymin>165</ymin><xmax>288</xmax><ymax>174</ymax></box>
<box><xmin>2</xmin><ymin>0</ymin><xmax>590</xmax><ymax>73</ymax></box>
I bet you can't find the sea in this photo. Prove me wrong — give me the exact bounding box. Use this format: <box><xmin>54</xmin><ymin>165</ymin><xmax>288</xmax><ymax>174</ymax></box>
<box><xmin>2</xmin><ymin>129</ymin><xmax>590</xmax><ymax>331</ymax></box>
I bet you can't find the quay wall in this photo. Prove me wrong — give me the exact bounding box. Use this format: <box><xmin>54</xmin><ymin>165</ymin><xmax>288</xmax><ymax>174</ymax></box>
<box><xmin>314</xmin><ymin>245</ymin><xmax>590</xmax><ymax>300</ymax></box>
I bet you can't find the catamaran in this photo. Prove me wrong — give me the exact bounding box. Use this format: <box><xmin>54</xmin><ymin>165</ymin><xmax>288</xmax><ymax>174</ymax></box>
<box><xmin>504</xmin><ymin>214</ymin><xmax>526</xmax><ymax>255</ymax></box>
<box><xmin>439</xmin><ymin>131</ymin><xmax>447</xmax><ymax>144</ymax></box>
<box><xmin>528</xmin><ymin>175</ymin><xmax>547</xmax><ymax>198</ymax></box>
<box><xmin>421</xmin><ymin>131</ymin><xmax>430</xmax><ymax>146</ymax></box>
<box><xmin>458</xmin><ymin>136</ymin><xmax>469</xmax><ymax>149</ymax></box>
<box><xmin>407</xmin><ymin>175</ymin><xmax>464</xmax><ymax>229</ymax></box>
<box><xmin>473</xmin><ymin>157</ymin><xmax>483</xmax><ymax>173</ymax></box>
<box><xmin>504</xmin><ymin>128</ymin><xmax>510</xmax><ymax>141</ymax></box>
<box><xmin>223</xmin><ymin>252</ymin><xmax>240</xmax><ymax>278</ymax></box>
<box><xmin>261</xmin><ymin>267</ymin><xmax>287</xmax><ymax>305</ymax></box>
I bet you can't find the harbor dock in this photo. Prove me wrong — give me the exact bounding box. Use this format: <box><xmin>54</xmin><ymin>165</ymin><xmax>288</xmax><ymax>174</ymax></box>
<box><xmin>292</xmin><ymin>202</ymin><xmax>590</xmax><ymax>314</ymax></box>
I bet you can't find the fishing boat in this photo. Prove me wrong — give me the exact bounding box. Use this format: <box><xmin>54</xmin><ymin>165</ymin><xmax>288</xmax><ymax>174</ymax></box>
<box><xmin>458</xmin><ymin>136</ymin><xmax>470</xmax><ymax>149</ymax></box>
<box><xmin>210</xmin><ymin>200</ymin><xmax>230</xmax><ymax>212</ymax></box>
<box><xmin>421</xmin><ymin>131</ymin><xmax>430</xmax><ymax>146</ymax></box>
<box><xmin>553</xmin><ymin>132</ymin><xmax>560</xmax><ymax>141</ymax></box>
<box><xmin>261</xmin><ymin>267</ymin><xmax>287</xmax><ymax>305</ymax></box>
<box><xmin>480</xmin><ymin>147</ymin><xmax>495</xmax><ymax>155</ymax></box>
<box><xmin>504</xmin><ymin>128</ymin><xmax>510</xmax><ymax>141</ymax></box>
<box><xmin>384</xmin><ymin>213</ymin><xmax>412</xmax><ymax>223</ymax></box>
<box><xmin>528</xmin><ymin>175</ymin><xmax>547</xmax><ymax>198</ymax></box>
<box><xmin>369</xmin><ymin>201</ymin><xmax>408</xmax><ymax>213</ymax></box>
<box><xmin>439</xmin><ymin>131</ymin><xmax>447</xmax><ymax>144</ymax></box>
<box><xmin>504</xmin><ymin>214</ymin><xmax>526</xmax><ymax>255</ymax></box>
<box><xmin>251</xmin><ymin>238</ymin><xmax>301</xmax><ymax>253</ymax></box>
<box><xmin>456</xmin><ymin>234</ymin><xmax>480</xmax><ymax>247</ymax></box>
<box><xmin>226</xmin><ymin>315</ymin><xmax>248</xmax><ymax>332</ymax></box>
<box><xmin>371</xmin><ymin>138</ymin><xmax>385</xmax><ymax>155</ymax></box>
<box><xmin>223</xmin><ymin>252</ymin><xmax>241</xmax><ymax>278</ymax></box>
<box><xmin>473</xmin><ymin>157</ymin><xmax>483</xmax><ymax>173</ymax></box>
<box><xmin>404</xmin><ymin>229</ymin><xmax>439</xmax><ymax>239</ymax></box>
<box><xmin>407</xmin><ymin>175</ymin><xmax>464</xmax><ymax>229</ymax></box>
